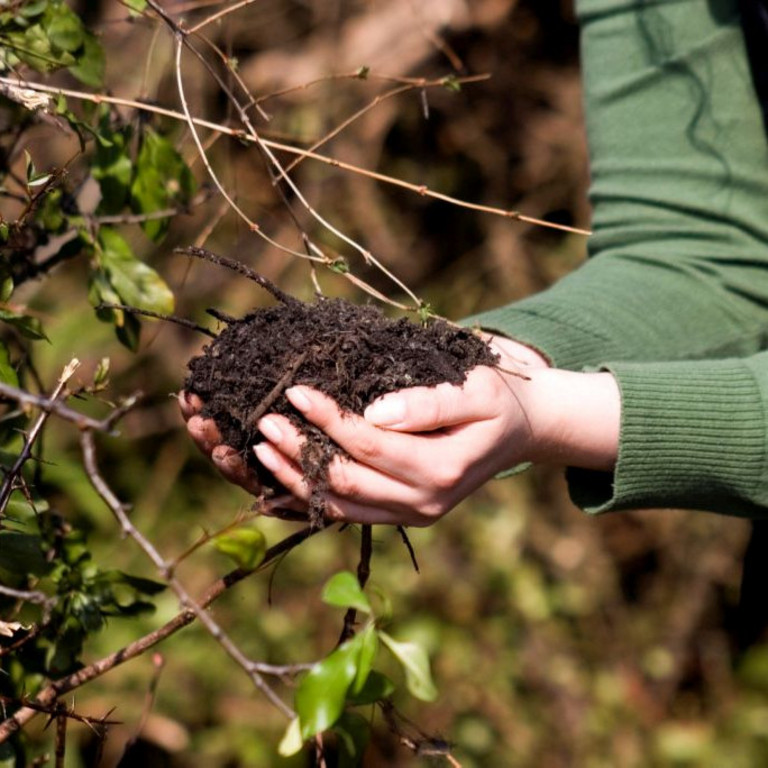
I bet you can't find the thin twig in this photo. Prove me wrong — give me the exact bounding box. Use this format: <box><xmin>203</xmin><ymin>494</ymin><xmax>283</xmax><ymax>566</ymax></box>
<box><xmin>0</xmin><ymin>584</ymin><xmax>54</xmax><ymax>609</ymax></box>
<box><xmin>245</xmin><ymin>351</ymin><xmax>308</xmax><ymax>431</ymax></box>
<box><xmin>95</xmin><ymin>303</ymin><xmax>217</xmax><ymax>338</ymax></box>
<box><xmin>176</xmin><ymin>246</ymin><xmax>299</xmax><ymax>305</ymax></box>
<box><xmin>339</xmin><ymin>525</ymin><xmax>373</xmax><ymax>644</ymax></box>
<box><xmin>0</xmin><ymin>76</ymin><xmax>591</xmax><ymax>237</ymax></box>
<box><xmin>0</xmin><ymin>381</ymin><xmax>138</xmax><ymax>434</ymax></box>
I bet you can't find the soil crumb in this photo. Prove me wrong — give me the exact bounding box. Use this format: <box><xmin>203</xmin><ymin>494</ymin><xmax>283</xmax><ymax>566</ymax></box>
<box><xmin>185</xmin><ymin>295</ymin><xmax>498</xmax><ymax>524</ymax></box>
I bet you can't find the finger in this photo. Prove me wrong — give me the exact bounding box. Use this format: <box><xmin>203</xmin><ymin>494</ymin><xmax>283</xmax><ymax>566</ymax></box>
<box><xmin>178</xmin><ymin>390</ymin><xmax>203</xmax><ymax>422</ymax></box>
<box><xmin>253</xmin><ymin>440</ymin><xmax>440</xmax><ymax>526</ymax></box>
<box><xmin>211</xmin><ymin>445</ymin><xmax>261</xmax><ymax>494</ymax></box>
<box><xmin>281</xmin><ymin>387</ymin><xmax>431</xmax><ymax>482</ymax></box>
<box><xmin>187</xmin><ymin>414</ymin><xmax>223</xmax><ymax>456</ymax></box>
<box><xmin>363</xmin><ymin>367</ymin><xmax>500</xmax><ymax>432</ymax></box>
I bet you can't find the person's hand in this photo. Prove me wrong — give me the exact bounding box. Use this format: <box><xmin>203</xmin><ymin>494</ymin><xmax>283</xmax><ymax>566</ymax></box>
<box><xmin>179</xmin><ymin>390</ymin><xmax>263</xmax><ymax>494</ymax></box>
<box><xmin>251</xmin><ymin>337</ymin><xmax>621</xmax><ymax>526</ymax></box>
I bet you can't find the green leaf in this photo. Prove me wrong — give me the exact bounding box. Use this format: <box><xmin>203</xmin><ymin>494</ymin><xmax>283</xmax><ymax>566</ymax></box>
<box><xmin>93</xmin><ymin>357</ymin><xmax>110</xmax><ymax>387</ymax></box>
<box><xmin>346</xmin><ymin>670</ymin><xmax>395</xmax><ymax>706</ymax></box>
<box><xmin>130</xmin><ymin>128</ymin><xmax>196</xmax><ymax>241</ymax></box>
<box><xmin>98</xmin><ymin>227</ymin><xmax>175</xmax><ymax>315</ymax></box>
<box><xmin>68</xmin><ymin>30</ymin><xmax>104</xmax><ymax>87</ymax></box>
<box><xmin>322</xmin><ymin>571</ymin><xmax>371</xmax><ymax>614</ymax></box>
<box><xmin>334</xmin><ymin>712</ymin><xmax>371</xmax><ymax>768</ymax></box>
<box><xmin>0</xmin><ymin>272</ymin><xmax>12</xmax><ymax>302</ymax></box>
<box><xmin>92</xmin><ymin>121</ymin><xmax>133</xmax><ymax>213</ymax></box>
<box><xmin>19</xmin><ymin>2</ymin><xmax>48</xmax><ymax>19</ymax></box>
<box><xmin>295</xmin><ymin>635</ymin><xmax>361</xmax><ymax>740</ymax></box>
<box><xmin>0</xmin><ymin>308</ymin><xmax>47</xmax><ymax>340</ymax></box>
<box><xmin>379</xmin><ymin>631</ymin><xmax>438</xmax><ymax>702</ymax></box>
<box><xmin>213</xmin><ymin>527</ymin><xmax>266</xmax><ymax>570</ymax></box>
<box><xmin>0</xmin><ymin>340</ymin><xmax>18</xmax><ymax>386</ymax></box>
<box><xmin>277</xmin><ymin>717</ymin><xmax>303</xmax><ymax>757</ymax></box>
<box><xmin>44</xmin><ymin>3</ymin><xmax>84</xmax><ymax>53</ymax></box>
<box><xmin>352</xmin><ymin>622</ymin><xmax>377</xmax><ymax>695</ymax></box>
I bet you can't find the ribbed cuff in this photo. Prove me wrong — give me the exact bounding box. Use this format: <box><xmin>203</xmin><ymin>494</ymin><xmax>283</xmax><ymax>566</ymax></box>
<box><xmin>567</xmin><ymin>358</ymin><xmax>768</xmax><ymax>517</ymax></box>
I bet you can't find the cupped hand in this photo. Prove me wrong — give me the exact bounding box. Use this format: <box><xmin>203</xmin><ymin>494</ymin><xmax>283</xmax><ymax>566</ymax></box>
<box><xmin>179</xmin><ymin>390</ymin><xmax>263</xmax><ymax>495</ymax></box>
<box><xmin>252</xmin><ymin>337</ymin><xmax>555</xmax><ymax>526</ymax></box>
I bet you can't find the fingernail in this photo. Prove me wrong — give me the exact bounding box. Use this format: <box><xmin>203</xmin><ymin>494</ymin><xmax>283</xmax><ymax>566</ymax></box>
<box><xmin>254</xmin><ymin>442</ymin><xmax>280</xmax><ymax>472</ymax></box>
<box><xmin>258</xmin><ymin>416</ymin><xmax>283</xmax><ymax>444</ymax></box>
<box><xmin>364</xmin><ymin>396</ymin><xmax>406</xmax><ymax>426</ymax></box>
<box><xmin>286</xmin><ymin>386</ymin><xmax>312</xmax><ymax>413</ymax></box>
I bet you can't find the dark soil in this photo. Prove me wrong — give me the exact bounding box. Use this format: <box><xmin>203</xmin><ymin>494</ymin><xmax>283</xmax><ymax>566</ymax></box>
<box><xmin>184</xmin><ymin>293</ymin><xmax>498</xmax><ymax>524</ymax></box>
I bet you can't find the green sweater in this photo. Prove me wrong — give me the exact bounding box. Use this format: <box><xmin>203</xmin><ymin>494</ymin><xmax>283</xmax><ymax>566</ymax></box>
<box><xmin>466</xmin><ymin>0</ymin><xmax>768</xmax><ymax>517</ymax></box>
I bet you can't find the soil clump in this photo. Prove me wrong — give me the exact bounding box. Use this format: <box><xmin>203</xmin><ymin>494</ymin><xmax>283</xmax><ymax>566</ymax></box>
<box><xmin>185</xmin><ymin>293</ymin><xmax>498</xmax><ymax>524</ymax></box>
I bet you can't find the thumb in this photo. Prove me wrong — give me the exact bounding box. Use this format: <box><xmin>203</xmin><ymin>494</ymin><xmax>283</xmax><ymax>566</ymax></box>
<box><xmin>364</xmin><ymin>376</ymin><xmax>494</xmax><ymax>432</ymax></box>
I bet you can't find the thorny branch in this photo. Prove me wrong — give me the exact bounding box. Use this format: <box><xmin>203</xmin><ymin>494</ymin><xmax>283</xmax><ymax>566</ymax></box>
<box><xmin>0</xmin><ymin>521</ymin><xmax>322</xmax><ymax>742</ymax></box>
<box><xmin>79</xmin><ymin>429</ymin><xmax>295</xmax><ymax>718</ymax></box>
<box><xmin>0</xmin><ymin>359</ymin><xmax>79</xmax><ymax>519</ymax></box>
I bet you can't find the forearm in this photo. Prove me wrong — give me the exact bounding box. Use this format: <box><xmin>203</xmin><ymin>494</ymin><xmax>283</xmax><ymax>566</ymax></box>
<box><xmin>518</xmin><ymin>368</ymin><xmax>620</xmax><ymax>472</ymax></box>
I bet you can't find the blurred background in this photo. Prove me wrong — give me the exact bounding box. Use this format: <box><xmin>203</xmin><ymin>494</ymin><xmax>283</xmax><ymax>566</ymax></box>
<box><xmin>6</xmin><ymin>0</ymin><xmax>768</xmax><ymax>765</ymax></box>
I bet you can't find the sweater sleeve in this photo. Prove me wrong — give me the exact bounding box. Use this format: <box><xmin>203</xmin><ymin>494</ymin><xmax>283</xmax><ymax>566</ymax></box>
<box><xmin>466</xmin><ymin>0</ymin><xmax>768</xmax><ymax>369</ymax></box>
<box><xmin>465</xmin><ymin>0</ymin><xmax>768</xmax><ymax>517</ymax></box>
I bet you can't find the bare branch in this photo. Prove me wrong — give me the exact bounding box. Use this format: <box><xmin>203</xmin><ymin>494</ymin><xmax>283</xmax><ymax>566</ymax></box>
<box><xmin>176</xmin><ymin>246</ymin><xmax>300</xmax><ymax>305</ymax></box>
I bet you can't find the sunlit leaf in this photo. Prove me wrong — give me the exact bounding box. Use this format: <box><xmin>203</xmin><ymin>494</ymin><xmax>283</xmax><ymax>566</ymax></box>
<box><xmin>123</xmin><ymin>0</ymin><xmax>148</xmax><ymax>14</ymax></box>
<box><xmin>295</xmin><ymin>634</ymin><xmax>361</xmax><ymax>739</ymax></box>
<box><xmin>277</xmin><ymin>717</ymin><xmax>303</xmax><ymax>757</ymax></box>
<box><xmin>98</xmin><ymin>227</ymin><xmax>175</xmax><ymax>315</ymax></box>
<box><xmin>379</xmin><ymin>631</ymin><xmax>438</xmax><ymax>702</ymax></box>
<box><xmin>214</xmin><ymin>527</ymin><xmax>266</xmax><ymax>570</ymax></box>
<box><xmin>322</xmin><ymin>571</ymin><xmax>371</xmax><ymax>613</ymax></box>
<box><xmin>352</xmin><ymin>622</ymin><xmax>377</xmax><ymax>694</ymax></box>
<box><xmin>43</xmin><ymin>3</ymin><xmax>84</xmax><ymax>52</ymax></box>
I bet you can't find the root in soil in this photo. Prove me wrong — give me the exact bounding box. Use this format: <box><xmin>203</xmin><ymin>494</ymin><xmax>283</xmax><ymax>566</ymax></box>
<box><xmin>184</xmin><ymin>288</ymin><xmax>498</xmax><ymax>525</ymax></box>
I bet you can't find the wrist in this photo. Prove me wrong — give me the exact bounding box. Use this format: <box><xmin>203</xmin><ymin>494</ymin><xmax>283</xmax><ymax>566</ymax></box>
<box><xmin>516</xmin><ymin>368</ymin><xmax>620</xmax><ymax>471</ymax></box>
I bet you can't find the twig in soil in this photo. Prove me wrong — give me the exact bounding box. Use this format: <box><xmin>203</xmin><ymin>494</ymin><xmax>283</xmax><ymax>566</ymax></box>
<box><xmin>245</xmin><ymin>351</ymin><xmax>309</xmax><ymax>431</ymax></box>
<box><xmin>176</xmin><ymin>246</ymin><xmax>299</xmax><ymax>306</ymax></box>
<box><xmin>95</xmin><ymin>303</ymin><xmax>217</xmax><ymax>338</ymax></box>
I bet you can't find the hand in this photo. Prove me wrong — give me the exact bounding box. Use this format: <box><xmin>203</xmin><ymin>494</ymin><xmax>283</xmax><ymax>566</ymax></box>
<box><xmin>179</xmin><ymin>390</ymin><xmax>263</xmax><ymax>495</ymax></box>
<box><xmin>252</xmin><ymin>338</ymin><xmax>620</xmax><ymax>526</ymax></box>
